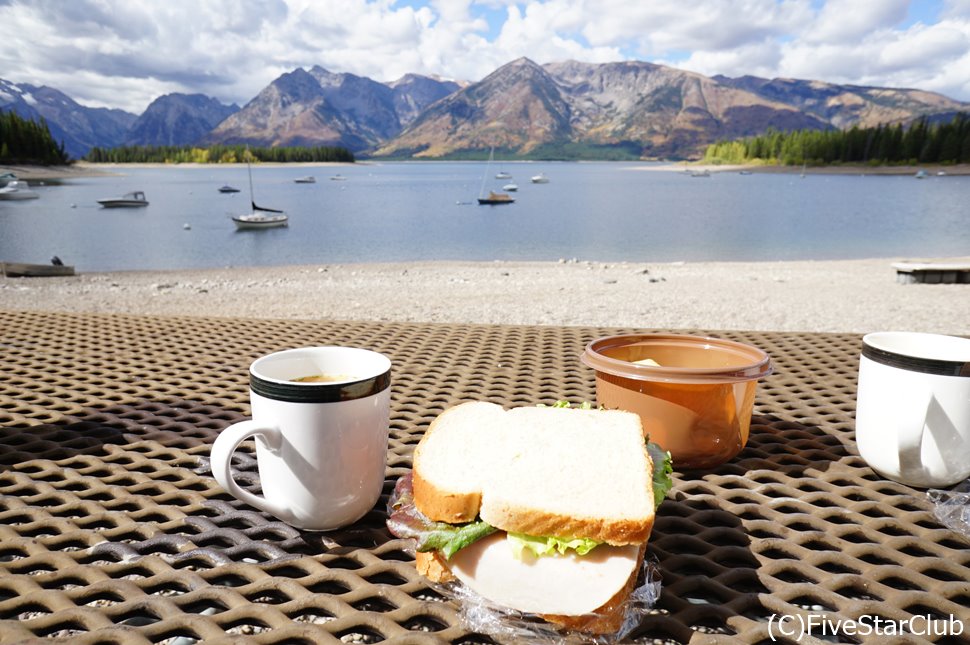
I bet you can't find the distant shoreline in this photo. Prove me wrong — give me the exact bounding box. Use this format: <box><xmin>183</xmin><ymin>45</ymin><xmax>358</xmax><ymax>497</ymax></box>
<box><xmin>4</xmin><ymin>160</ymin><xmax>968</xmax><ymax>181</ymax></box>
<box><xmin>0</xmin><ymin>160</ymin><xmax>357</xmax><ymax>180</ymax></box>
<box><xmin>632</xmin><ymin>162</ymin><xmax>970</xmax><ymax>176</ymax></box>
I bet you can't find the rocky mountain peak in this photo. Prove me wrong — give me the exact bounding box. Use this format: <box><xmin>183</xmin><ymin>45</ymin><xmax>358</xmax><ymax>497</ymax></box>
<box><xmin>376</xmin><ymin>57</ymin><xmax>572</xmax><ymax>156</ymax></box>
<box><xmin>268</xmin><ymin>67</ymin><xmax>327</xmax><ymax>102</ymax></box>
<box><xmin>124</xmin><ymin>93</ymin><xmax>238</xmax><ymax>146</ymax></box>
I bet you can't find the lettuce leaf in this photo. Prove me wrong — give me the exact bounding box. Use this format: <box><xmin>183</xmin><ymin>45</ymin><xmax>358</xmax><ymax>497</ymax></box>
<box><xmin>647</xmin><ymin>441</ymin><xmax>674</xmax><ymax>510</ymax></box>
<box><xmin>507</xmin><ymin>532</ymin><xmax>601</xmax><ymax>559</ymax></box>
<box><xmin>544</xmin><ymin>400</ymin><xmax>596</xmax><ymax>409</ymax></box>
<box><xmin>387</xmin><ymin>472</ymin><xmax>497</xmax><ymax>559</ymax></box>
<box><xmin>417</xmin><ymin>520</ymin><xmax>498</xmax><ymax>560</ymax></box>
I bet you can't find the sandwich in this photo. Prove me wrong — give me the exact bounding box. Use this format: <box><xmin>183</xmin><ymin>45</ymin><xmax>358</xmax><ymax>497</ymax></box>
<box><xmin>388</xmin><ymin>401</ymin><xmax>673</xmax><ymax>634</ymax></box>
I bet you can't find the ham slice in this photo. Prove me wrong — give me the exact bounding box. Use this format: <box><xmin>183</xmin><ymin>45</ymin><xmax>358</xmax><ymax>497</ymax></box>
<box><xmin>449</xmin><ymin>533</ymin><xmax>640</xmax><ymax>616</ymax></box>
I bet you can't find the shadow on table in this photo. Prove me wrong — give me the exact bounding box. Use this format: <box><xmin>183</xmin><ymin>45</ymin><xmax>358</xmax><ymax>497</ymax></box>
<box><xmin>625</xmin><ymin>413</ymin><xmax>860</xmax><ymax>641</ymax></box>
<box><xmin>0</xmin><ymin>396</ymin><xmax>410</xmax><ymax>563</ymax></box>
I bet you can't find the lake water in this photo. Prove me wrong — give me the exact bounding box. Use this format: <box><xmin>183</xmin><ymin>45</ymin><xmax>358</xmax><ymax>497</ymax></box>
<box><xmin>1</xmin><ymin>162</ymin><xmax>967</xmax><ymax>272</ymax></box>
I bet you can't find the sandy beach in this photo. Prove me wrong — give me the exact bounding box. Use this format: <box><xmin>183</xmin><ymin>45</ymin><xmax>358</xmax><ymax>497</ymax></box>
<box><xmin>1</xmin><ymin>259</ymin><xmax>967</xmax><ymax>335</ymax></box>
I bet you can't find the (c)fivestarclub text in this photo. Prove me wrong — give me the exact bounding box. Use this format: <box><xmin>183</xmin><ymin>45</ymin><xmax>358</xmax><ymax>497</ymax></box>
<box><xmin>767</xmin><ymin>613</ymin><xmax>965</xmax><ymax>641</ymax></box>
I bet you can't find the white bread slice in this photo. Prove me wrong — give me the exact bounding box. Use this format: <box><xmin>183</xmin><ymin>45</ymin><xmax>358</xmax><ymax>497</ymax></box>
<box><xmin>412</xmin><ymin>402</ymin><xmax>655</xmax><ymax>545</ymax></box>
<box><xmin>411</xmin><ymin>401</ymin><xmax>512</xmax><ymax>523</ymax></box>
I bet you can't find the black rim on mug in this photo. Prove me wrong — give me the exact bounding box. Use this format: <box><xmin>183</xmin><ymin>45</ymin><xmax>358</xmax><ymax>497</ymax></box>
<box><xmin>862</xmin><ymin>333</ymin><xmax>970</xmax><ymax>378</ymax></box>
<box><xmin>251</xmin><ymin>371</ymin><xmax>391</xmax><ymax>403</ymax></box>
<box><xmin>249</xmin><ymin>347</ymin><xmax>392</xmax><ymax>403</ymax></box>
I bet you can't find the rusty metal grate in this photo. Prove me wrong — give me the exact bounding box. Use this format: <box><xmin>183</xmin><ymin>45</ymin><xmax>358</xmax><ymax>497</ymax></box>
<box><xmin>0</xmin><ymin>310</ymin><xmax>967</xmax><ymax>644</ymax></box>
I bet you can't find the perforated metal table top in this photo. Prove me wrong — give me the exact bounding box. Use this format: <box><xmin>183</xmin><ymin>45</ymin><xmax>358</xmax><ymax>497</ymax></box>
<box><xmin>0</xmin><ymin>310</ymin><xmax>966</xmax><ymax>644</ymax></box>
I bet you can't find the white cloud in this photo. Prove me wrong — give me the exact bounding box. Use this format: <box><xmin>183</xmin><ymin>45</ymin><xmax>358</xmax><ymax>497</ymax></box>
<box><xmin>0</xmin><ymin>0</ymin><xmax>967</xmax><ymax>115</ymax></box>
<box><xmin>879</xmin><ymin>22</ymin><xmax>968</xmax><ymax>72</ymax></box>
<box><xmin>668</xmin><ymin>39</ymin><xmax>784</xmax><ymax>81</ymax></box>
<box><xmin>779</xmin><ymin>13</ymin><xmax>970</xmax><ymax>98</ymax></box>
<box><xmin>492</xmin><ymin>3</ymin><xmax>622</xmax><ymax>67</ymax></box>
<box><xmin>570</xmin><ymin>0</ymin><xmax>812</xmax><ymax>56</ymax></box>
<box><xmin>804</xmin><ymin>0</ymin><xmax>909</xmax><ymax>44</ymax></box>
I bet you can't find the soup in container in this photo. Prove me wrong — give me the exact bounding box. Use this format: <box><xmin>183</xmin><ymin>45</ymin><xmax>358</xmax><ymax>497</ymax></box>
<box><xmin>582</xmin><ymin>334</ymin><xmax>772</xmax><ymax>470</ymax></box>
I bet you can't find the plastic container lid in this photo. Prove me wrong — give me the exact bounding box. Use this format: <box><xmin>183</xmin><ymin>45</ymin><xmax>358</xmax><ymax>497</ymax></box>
<box><xmin>582</xmin><ymin>333</ymin><xmax>773</xmax><ymax>384</ymax></box>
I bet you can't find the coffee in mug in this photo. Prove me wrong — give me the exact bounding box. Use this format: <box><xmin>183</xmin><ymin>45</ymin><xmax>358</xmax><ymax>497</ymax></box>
<box><xmin>210</xmin><ymin>346</ymin><xmax>391</xmax><ymax>530</ymax></box>
<box><xmin>856</xmin><ymin>332</ymin><xmax>970</xmax><ymax>488</ymax></box>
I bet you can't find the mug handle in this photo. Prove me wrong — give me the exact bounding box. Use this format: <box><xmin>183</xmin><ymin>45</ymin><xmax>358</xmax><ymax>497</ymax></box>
<box><xmin>210</xmin><ymin>420</ymin><xmax>290</xmax><ymax>520</ymax></box>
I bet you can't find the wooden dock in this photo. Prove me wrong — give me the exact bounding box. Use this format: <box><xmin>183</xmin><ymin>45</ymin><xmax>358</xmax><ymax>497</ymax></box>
<box><xmin>892</xmin><ymin>258</ymin><xmax>970</xmax><ymax>284</ymax></box>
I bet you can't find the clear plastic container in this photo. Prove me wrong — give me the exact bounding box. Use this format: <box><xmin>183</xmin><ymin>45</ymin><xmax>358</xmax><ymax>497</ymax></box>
<box><xmin>582</xmin><ymin>334</ymin><xmax>773</xmax><ymax>470</ymax></box>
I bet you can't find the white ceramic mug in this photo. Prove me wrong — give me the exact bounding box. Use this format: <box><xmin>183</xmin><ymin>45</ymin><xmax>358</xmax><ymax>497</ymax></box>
<box><xmin>210</xmin><ymin>346</ymin><xmax>391</xmax><ymax>530</ymax></box>
<box><xmin>856</xmin><ymin>332</ymin><xmax>970</xmax><ymax>488</ymax></box>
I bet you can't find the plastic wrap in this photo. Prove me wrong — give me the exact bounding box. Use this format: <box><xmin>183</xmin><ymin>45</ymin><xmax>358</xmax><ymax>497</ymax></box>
<box><xmin>433</xmin><ymin>555</ymin><xmax>661</xmax><ymax>643</ymax></box>
<box><xmin>927</xmin><ymin>480</ymin><xmax>970</xmax><ymax>539</ymax></box>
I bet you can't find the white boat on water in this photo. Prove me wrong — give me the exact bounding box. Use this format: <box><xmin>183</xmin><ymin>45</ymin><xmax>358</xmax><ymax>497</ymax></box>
<box><xmin>495</xmin><ymin>171</ymin><xmax>512</xmax><ymax>179</ymax></box>
<box><xmin>97</xmin><ymin>191</ymin><xmax>148</xmax><ymax>207</ymax></box>
<box><xmin>0</xmin><ymin>179</ymin><xmax>39</xmax><ymax>200</ymax></box>
<box><xmin>233</xmin><ymin>155</ymin><xmax>288</xmax><ymax>230</ymax></box>
<box><xmin>530</xmin><ymin>173</ymin><xmax>549</xmax><ymax>184</ymax></box>
<box><xmin>503</xmin><ymin>182</ymin><xmax>518</xmax><ymax>192</ymax></box>
<box><xmin>232</xmin><ymin>212</ymin><xmax>288</xmax><ymax>229</ymax></box>
<box><xmin>294</xmin><ymin>176</ymin><xmax>316</xmax><ymax>184</ymax></box>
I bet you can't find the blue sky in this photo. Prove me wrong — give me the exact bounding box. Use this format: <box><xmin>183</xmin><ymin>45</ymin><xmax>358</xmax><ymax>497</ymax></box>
<box><xmin>0</xmin><ymin>0</ymin><xmax>968</xmax><ymax>114</ymax></box>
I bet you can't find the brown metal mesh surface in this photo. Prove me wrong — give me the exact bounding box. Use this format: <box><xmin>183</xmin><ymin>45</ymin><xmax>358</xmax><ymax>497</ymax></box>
<box><xmin>0</xmin><ymin>310</ymin><xmax>967</xmax><ymax>644</ymax></box>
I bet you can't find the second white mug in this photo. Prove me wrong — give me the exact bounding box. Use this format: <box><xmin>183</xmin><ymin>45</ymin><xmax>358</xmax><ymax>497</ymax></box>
<box><xmin>856</xmin><ymin>331</ymin><xmax>970</xmax><ymax>488</ymax></box>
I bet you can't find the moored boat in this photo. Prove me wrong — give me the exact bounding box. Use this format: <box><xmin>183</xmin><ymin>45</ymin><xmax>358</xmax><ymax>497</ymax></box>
<box><xmin>530</xmin><ymin>173</ymin><xmax>549</xmax><ymax>184</ymax></box>
<box><xmin>97</xmin><ymin>191</ymin><xmax>149</xmax><ymax>207</ymax></box>
<box><xmin>294</xmin><ymin>176</ymin><xmax>316</xmax><ymax>184</ymax></box>
<box><xmin>232</xmin><ymin>212</ymin><xmax>288</xmax><ymax>229</ymax></box>
<box><xmin>478</xmin><ymin>191</ymin><xmax>515</xmax><ymax>205</ymax></box>
<box><xmin>0</xmin><ymin>179</ymin><xmax>40</xmax><ymax>200</ymax></box>
<box><xmin>233</xmin><ymin>152</ymin><xmax>289</xmax><ymax>230</ymax></box>
<box><xmin>477</xmin><ymin>148</ymin><xmax>515</xmax><ymax>205</ymax></box>
<box><xmin>218</xmin><ymin>185</ymin><xmax>241</xmax><ymax>193</ymax></box>
<box><xmin>1</xmin><ymin>261</ymin><xmax>75</xmax><ymax>277</ymax></box>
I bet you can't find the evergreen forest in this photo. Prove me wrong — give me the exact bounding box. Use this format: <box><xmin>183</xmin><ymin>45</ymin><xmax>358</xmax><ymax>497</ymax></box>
<box><xmin>83</xmin><ymin>144</ymin><xmax>354</xmax><ymax>164</ymax></box>
<box><xmin>703</xmin><ymin>113</ymin><xmax>970</xmax><ymax>167</ymax></box>
<box><xmin>0</xmin><ymin>111</ymin><xmax>70</xmax><ymax>165</ymax></box>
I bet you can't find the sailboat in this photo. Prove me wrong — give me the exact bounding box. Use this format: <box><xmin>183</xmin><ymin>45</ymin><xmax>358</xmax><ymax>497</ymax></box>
<box><xmin>232</xmin><ymin>154</ymin><xmax>288</xmax><ymax>230</ymax></box>
<box><xmin>477</xmin><ymin>148</ymin><xmax>514</xmax><ymax>205</ymax></box>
